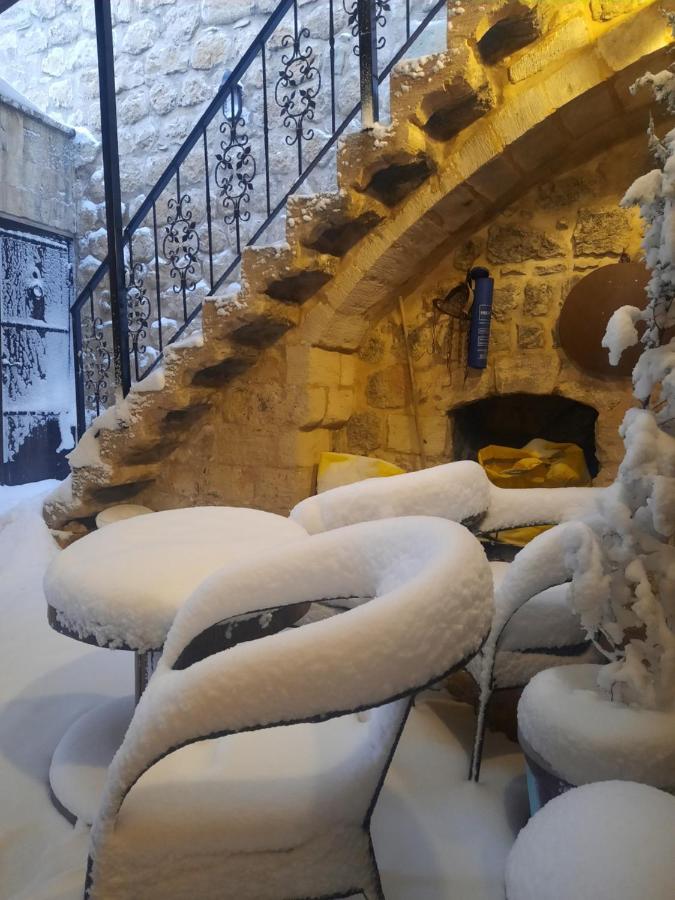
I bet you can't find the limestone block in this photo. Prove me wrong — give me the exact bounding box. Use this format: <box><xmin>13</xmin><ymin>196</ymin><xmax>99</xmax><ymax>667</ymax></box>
<box><xmin>178</xmin><ymin>75</ymin><xmax>212</xmax><ymax>107</ymax></box>
<box><xmin>80</xmin><ymin>199</ymin><xmax>104</xmax><ymax>231</ymax></box>
<box><xmin>559</xmin><ymin>85</ymin><xmax>619</xmax><ymax>137</ymax></box>
<box><xmin>573</xmin><ymin>207</ymin><xmax>633</xmax><ymax>256</ymax></box>
<box><xmin>346</xmin><ymin>411</ymin><xmax>383</xmax><ymax>454</ymax></box>
<box><xmin>538</xmin><ymin>172</ymin><xmax>599</xmax><ymax>209</ymax></box>
<box><xmin>118</xmin><ymin>89</ymin><xmax>149</xmax><ymax>126</ymax></box>
<box><xmin>202</xmin><ymin>464</ymin><xmax>256</xmax><ymax>507</ymax></box>
<box><xmin>431</xmin><ymin>184</ymin><xmax>487</xmax><ymax>234</ymax></box>
<box><xmin>130</xmin><ymin>226</ymin><xmax>156</xmax><ymax>264</ymax></box>
<box><xmin>113</xmin><ymin>0</ymin><xmax>133</xmax><ymax>24</ymax></box>
<box><xmin>138</xmin><ymin>0</ymin><xmax>175</xmax><ymax>10</ymax></box>
<box><xmin>420</xmin><ymin>416</ymin><xmax>449</xmax><ymax>457</ymax></box>
<box><xmin>391</xmin><ymin>45</ymin><xmax>494</xmax><ymax>143</ymax></box>
<box><xmin>543</xmin><ymin>53</ymin><xmax>611</xmax><ymax>120</ymax></box>
<box><xmin>48</xmin><ymin>80</ymin><xmax>72</xmax><ymax>109</ymax></box>
<box><xmin>216</xmin><ymin>424</ymin><xmax>280</xmax><ymax>467</ymax></box>
<box><xmin>286</xmin><ymin>345</ymin><xmax>342</xmax><ymax>386</ymax></box>
<box><xmin>324</xmin><ymin>387</ymin><xmax>354</xmax><ymax>428</ymax></box>
<box><xmin>492</xmin><ymin>283</ymin><xmax>519</xmax><ymax>322</ymax></box>
<box><xmin>523</xmin><ymin>282</ymin><xmax>554</xmax><ymax>316</ymax></box>
<box><xmin>596</xmin><ymin>2</ymin><xmax>670</xmax><ymax>71</ymax></box>
<box><xmin>509</xmin><ymin>117</ymin><xmax>569</xmax><ymax>174</ymax></box>
<box><xmin>517</xmin><ymin>323</ymin><xmax>545</xmax><ymax>348</ymax></box>
<box><xmin>200</xmin><ymin>0</ymin><xmax>254</xmax><ymax>26</ymax></box>
<box><xmin>66</xmin><ymin>39</ymin><xmax>97</xmax><ymax>72</ymax></box>
<box><xmin>490</xmin><ymin>323</ymin><xmax>514</xmax><ymax>351</ymax></box>
<box><xmin>147</xmin><ymin>79</ymin><xmax>178</xmax><ymax>116</ymax></box>
<box><xmin>48</xmin><ymin>16</ymin><xmax>80</xmax><ymax>47</ymax></box>
<box><xmin>591</xmin><ymin>0</ymin><xmax>653</xmax><ymax>21</ymax></box>
<box><xmin>509</xmin><ymin>16</ymin><xmax>591</xmax><ymax>83</ymax></box>
<box><xmin>387</xmin><ymin>413</ymin><xmax>418</xmax><ymax>455</ymax></box>
<box><xmin>492</xmin><ymin>84</ymin><xmax>556</xmax><ymax>150</ymax></box>
<box><xmin>80</xmin><ymin>68</ymin><xmax>100</xmax><ymax>100</ymax></box>
<box><xmin>144</xmin><ymin>45</ymin><xmax>190</xmax><ymax>76</ymax></box>
<box><xmin>278</xmin><ymin>429</ymin><xmax>332</xmax><ymax>468</ymax></box>
<box><xmin>467</xmin><ymin>153</ymin><xmax>522</xmax><ymax>205</ymax></box>
<box><xmin>494</xmin><ymin>352</ymin><xmax>561</xmax><ymax>394</ymax></box>
<box><xmin>358</xmin><ymin>335</ymin><xmax>386</xmax><ymax>364</ymax></box>
<box><xmin>122</xmin><ymin>20</ymin><xmax>158</xmax><ymax>56</ymax></box>
<box><xmin>366</xmin><ymin>366</ymin><xmax>409</xmax><ymax>409</ymax></box>
<box><xmin>191</xmin><ymin>30</ymin><xmax>228</xmax><ymax>70</ymax></box>
<box><xmin>487</xmin><ymin>223</ymin><xmax>564</xmax><ymax>264</ymax></box>
<box><xmin>453</xmin><ymin>238</ymin><xmax>484</xmax><ymax>272</ymax></box>
<box><xmin>42</xmin><ymin>47</ymin><xmax>66</xmax><ymax>77</ymax></box>
<box><xmin>339</xmin><ymin>354</ymin><xmax>356</xmax><ymax>388</ymax></box>
<box><xmin>253</xmin><ymin>466</ymin><xmax>314</xmax><ymax>514</ymax></box>
<box><xmin>165</xmin><ymin>5</ymin><xmax>201</xmax><ymax>43</ymax></box>
<box><xmin>116</xmin><ymin>63</ymin><xmax>147</xmax><ymax>97</ymax></box>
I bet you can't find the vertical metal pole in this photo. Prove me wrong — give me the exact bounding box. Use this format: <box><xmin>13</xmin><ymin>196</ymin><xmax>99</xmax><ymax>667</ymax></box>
<box><xmin>94</xmin><ymin>0</ymin><xmax>130</xmax><ymax>399</ymax></box>
<box><xmin>357</xmin><ymin>0</ymin><xmax>379</xmax><ymax>128</ymax></box>
<box><xmin>71</xmin><ymin>307</ymin><xmax>87</xmax><ymax>438</ymax></box>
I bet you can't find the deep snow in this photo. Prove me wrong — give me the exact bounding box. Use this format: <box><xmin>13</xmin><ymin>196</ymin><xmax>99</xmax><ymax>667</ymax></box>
<box><xmin>0</xmin><ymin>483</ymin><xmax>529</xmax><ymax>900</ymax></box>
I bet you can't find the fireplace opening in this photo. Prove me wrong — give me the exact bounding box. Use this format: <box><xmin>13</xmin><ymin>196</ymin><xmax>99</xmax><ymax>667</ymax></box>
<box><xmin>450</xmin><ymin>393</ymin><xmax>599</xmax><ymax>478</ymax></box>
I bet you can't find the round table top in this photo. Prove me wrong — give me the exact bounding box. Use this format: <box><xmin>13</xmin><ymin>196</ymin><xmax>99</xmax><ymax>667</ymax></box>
<box><xmin>45</xmin><ymin>506</ymin><xmax>308</xmax><ymax>652</ymax></box>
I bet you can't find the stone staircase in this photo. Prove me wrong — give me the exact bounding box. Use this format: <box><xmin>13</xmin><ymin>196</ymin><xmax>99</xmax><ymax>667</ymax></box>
<box><xmin>44</xmin><ymin>0</ymin><xmax>670</xmax><ymax>536</ymax></box>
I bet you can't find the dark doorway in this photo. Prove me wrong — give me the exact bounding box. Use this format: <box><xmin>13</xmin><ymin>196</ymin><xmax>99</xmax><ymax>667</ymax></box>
<box><xmin>451</xmin><ymin>393</ymin><xmax>599</xmax><ymax>477</ymax></box>
<box><xmin>1</xmin><ymin>219</ymin><xmax>75</xmax><ymax>485</ymax></box>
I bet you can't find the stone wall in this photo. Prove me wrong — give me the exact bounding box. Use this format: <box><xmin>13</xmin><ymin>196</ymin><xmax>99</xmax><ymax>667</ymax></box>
<box><xmin>136</xmin><ymin>131</ymin><xmax>647</xmax><ymax>517</ymax></box>
<box><xmin>0</xmin><ymin>0</ymin><xmax>445</xmax><ymax>292</ymax></box>
<box><xmin>0</xmin><ymin>82</ymin><xmax>75</xmax><ymax>235</ymax></box>
<box><xmin>334</xmin><ymin>132</ymin><xmax>648</xmax><ymax>485</ymax></box>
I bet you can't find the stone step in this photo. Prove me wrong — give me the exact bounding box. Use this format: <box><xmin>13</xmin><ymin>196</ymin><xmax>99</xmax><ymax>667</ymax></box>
<box><xmin>203</xmin><ymin>293</ymin><xmax>300</xmax><ymax>348</ymax></box>
<box><xmin>337</xmin><ymin>120</ymin><xmax>435</xmax><ymax>208</ymax></box>
<box><xmin>389</xmin><ymin>46</ymin><xmax>494</xmax><ymax>143</ymax></box>
<box><xmin>285</xmin><ymin>191</ymin><xmax>384</xmax><ymax>258</ymax></box>
<box><xmin>240</xmin><ymin>244</ymin><xmax>337</xmax><ymax>304</ymax></box>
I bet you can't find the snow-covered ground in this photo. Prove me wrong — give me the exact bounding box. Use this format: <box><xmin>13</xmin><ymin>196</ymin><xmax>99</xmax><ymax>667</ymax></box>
<box><xmin>0</xmin><ymin>483</ymin><xmax>528</xmax><ymax>900</ymax></box>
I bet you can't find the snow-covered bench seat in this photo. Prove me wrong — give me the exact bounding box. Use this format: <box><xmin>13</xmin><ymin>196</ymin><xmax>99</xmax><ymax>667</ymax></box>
<box><xmin>85</xmin><ymin>517</ymin><xmax>493</xmax><ymax>900</ymax></box>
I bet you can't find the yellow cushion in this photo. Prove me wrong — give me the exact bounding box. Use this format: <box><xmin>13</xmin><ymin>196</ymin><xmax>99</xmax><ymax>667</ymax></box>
<box><xmin>317</xmin><ymin>452</ymin><xmax>405</xmax><ymax>493</ymax></box>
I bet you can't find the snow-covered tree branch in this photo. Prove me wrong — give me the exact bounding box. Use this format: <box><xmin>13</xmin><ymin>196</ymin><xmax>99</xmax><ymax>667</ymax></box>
<box><xmin>575</xmin><ymin>23</ymin><xmax>675</xmax><ymax>711</ymax></box>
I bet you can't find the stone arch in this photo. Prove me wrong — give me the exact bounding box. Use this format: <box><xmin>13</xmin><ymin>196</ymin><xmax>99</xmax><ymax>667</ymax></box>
<box><xmin>295</xmin><ymin>2</ymin><xmax>671</xmax><ymax>353</ymax></box>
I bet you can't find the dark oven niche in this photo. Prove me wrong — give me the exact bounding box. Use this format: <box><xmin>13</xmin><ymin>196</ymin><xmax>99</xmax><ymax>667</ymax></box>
<box><xmin>450</xmin><ymin>393</ymin><xmax>599</xmax><ymax>478</ymax></box>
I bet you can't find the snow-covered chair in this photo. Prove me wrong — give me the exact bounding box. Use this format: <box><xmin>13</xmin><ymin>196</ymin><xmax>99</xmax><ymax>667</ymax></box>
<box><xmin>505</xmin><ymin>781</ymin><xmax>675</xmax><ymax>900</ymax></box>
<box><xmin>85</xmin><ymin>517</ymin><xmax>493</xmax><ymax>900</ymax></box>
<box><xmin>291</xmin><ymin>464</ymin><xmax>603</xmax><ymax>782</ymax></box>
<box><xmin>467</xmin><ymin>522</ymin><xmax>601</xmax><ymax>781</ymax></box>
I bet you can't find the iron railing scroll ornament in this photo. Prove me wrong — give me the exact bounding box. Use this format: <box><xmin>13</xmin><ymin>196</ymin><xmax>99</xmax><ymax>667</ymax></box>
<box><xmin>71</xmin><ymin>0</ymin><xmax>448</xmax><ymax>434</ymax></box>
<box><xmin>215</xmin><ymin>85</ymin><xmax>256</xmax><ymax>257</ymax></box>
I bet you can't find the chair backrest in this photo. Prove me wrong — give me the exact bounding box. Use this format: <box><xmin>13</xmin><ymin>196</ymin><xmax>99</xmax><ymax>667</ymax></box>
<box><xmin>290</xmin><ymin>460</ymin><xmax>492</xmax><ymax>533</ymax></box>
<box><xmin>478</xmin><ymin>520</ymin><xmax>603</xmax><ymax>692</ymax></box>
<box><xmin>90</xmin><ymin>516</ymin><xmax>494</xmax><ymax>851</ymax></box>
<box><xmin>478</xmin><ymin>484</ymin><xmax>605</xmax><ymax>533</ymax></box>
<box><xmin>290</xmin><ymin>460</ymin><xmax>605</xmax><ymax>536</ymax></box>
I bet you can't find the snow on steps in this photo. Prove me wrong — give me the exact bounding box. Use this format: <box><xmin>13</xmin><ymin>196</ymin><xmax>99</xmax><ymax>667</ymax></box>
<box><xmin>45</xmin><ymin>5</ymin><xmax>484</xmax><ymax>535</ymax></box>
<box><xmin>44</xmin><ymin>0</ymin><xmax>665</xmax><ymax>535</ymax></box>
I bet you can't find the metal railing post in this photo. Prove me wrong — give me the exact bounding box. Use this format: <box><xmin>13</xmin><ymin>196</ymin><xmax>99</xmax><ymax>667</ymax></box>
<box><xmin>94</xmin><ymin>0</ymin><xmax>131</xmax><ymax>401</ymax></box>
<box><xmin>357</xmin><ymin>0</ymin><xmax>379</xmax><ymax>128</ymax></box>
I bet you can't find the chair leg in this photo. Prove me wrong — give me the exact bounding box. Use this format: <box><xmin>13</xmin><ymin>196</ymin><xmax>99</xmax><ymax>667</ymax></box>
<box><xmin>468</xmin><ymin>683</ymin><xmax>493</xmax><ymax>783</ymax></box>
<box><xmin>360</xmin><ymin>834</ymin><xmax>385</xmax><ymax>900</ymax></box>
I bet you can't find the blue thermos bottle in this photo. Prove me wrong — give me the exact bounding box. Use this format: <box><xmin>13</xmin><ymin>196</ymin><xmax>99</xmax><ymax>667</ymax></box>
<box><xmin>467</xmin><ymin>266</ymin><xmax>493</xmax><ymax>369</ymax></box>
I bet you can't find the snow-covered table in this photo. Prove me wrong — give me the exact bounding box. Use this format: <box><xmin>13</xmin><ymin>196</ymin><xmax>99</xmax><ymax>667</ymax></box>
<box><xmin>43</xmin><ymin>506</ymin><xmax>308</xmax><ymax>824</ymax></box>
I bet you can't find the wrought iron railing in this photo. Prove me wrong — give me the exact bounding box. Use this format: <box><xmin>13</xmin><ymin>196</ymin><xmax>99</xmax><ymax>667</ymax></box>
<box><xmin>72</xmin><ymin>0</ymin><xmax>447</xmax><ymax>434</ymax></box>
